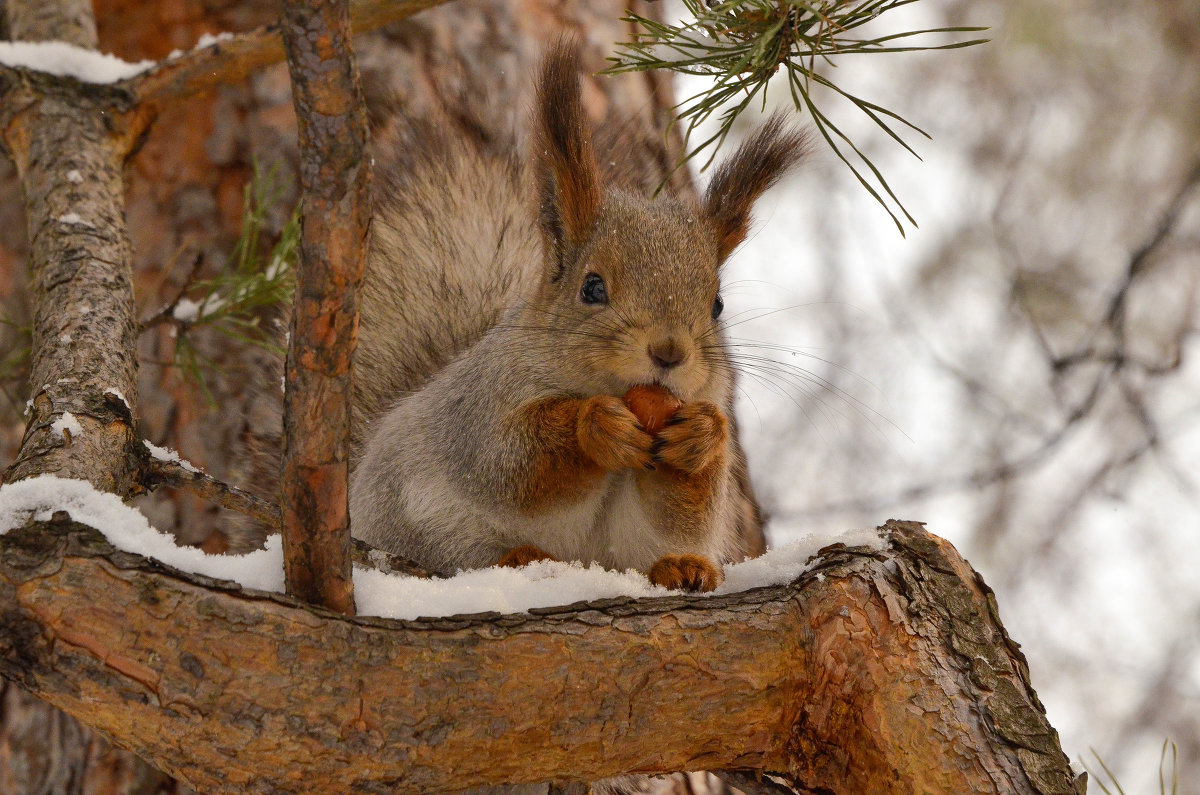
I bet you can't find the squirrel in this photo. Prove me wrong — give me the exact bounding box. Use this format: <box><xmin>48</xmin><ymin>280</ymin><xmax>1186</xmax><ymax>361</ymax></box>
<box><xmin>348</xmin><ymin>42</ymin><xmax>806</xmax><ymax>592</ymax></box>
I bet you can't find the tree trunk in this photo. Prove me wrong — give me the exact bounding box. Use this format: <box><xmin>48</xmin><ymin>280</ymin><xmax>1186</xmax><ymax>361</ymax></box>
<box><xmin>0</xmin><ymin>518</ymin><xmax>1080</xmax><ymax>794</ymax></box>
<box><xmin>1</xmin><ymin>0</ymin><xmax>141</xmax><ymax>493</ymax></box>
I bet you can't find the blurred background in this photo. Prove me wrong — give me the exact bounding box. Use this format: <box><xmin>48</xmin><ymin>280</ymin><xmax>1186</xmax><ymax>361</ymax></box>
<box><xmin>0</xmin><ymin>0</ymin><xmax>1197</xmax><ymax>791</ymax></box>
<box><xmin>715</xmin><ymin>0</ymin><xmax>1200</xmax><ymax>790</ymax></box>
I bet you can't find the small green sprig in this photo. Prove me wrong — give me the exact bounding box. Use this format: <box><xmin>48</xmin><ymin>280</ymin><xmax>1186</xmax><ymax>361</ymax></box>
<box><xmin>605</xmin><ymin>0</ymin><xmax>987</xmax><ymax>233</ymax></box>
<box><xmin>145</xmin><ymin>160</ymin><xmax>298</xmax><ymax>401</ymax></box>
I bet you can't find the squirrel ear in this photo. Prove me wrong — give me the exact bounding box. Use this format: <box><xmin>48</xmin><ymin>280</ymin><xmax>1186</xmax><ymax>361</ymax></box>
<box><xmin>703</xmin><ymin>114</ymin><xmax>810</xmax><ymax>262</ymax></box>
<box><xmin>535</xmin><ymin>40</ymin><xmax>602</xmax><ymax>279</ymax></box>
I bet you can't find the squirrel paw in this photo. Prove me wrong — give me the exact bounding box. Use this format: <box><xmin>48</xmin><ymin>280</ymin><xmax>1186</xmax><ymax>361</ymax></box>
<box><xmin>577</xmin><ymin>395</ymin><xmax>655</xmax><ymax>471</ymax></box>
<box><xmin>648</xmin><ymin>554</ymin><xmax>724</xmax><ymax>592</ymax></box>
<box><xmin>650</xmin><ymin>401</ymin><xmax>728</xmax><ymax>474</ymax></box>
<box><xmin>496</xmin><ymin>545</ymin><xmax>558</xmax><ymax>568</ymax></box>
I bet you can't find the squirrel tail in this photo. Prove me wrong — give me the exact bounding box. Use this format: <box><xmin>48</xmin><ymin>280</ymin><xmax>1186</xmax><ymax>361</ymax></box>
<box><xmin>353</xmin><ymin>114</ymin><xmax>540</xmax><ymax>450</ymax></box>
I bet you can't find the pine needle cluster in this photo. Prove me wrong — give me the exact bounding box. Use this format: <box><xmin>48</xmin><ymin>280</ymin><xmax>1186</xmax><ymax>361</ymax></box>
<box><xmin>155</xmin><ymin>160</ymin><xmax>299</xmax><ymax>401</ymax></box>
<box><xmin>605</xmin><ymin>0</ymin><xmax>987</xmax><ymax>232</ymax></box>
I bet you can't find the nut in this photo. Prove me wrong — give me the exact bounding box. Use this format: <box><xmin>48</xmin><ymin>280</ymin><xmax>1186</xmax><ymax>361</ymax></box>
<box><xmin>623</xmin><ymin>384</ymin><xmax>682</xmax><ymax>435</ymax></box>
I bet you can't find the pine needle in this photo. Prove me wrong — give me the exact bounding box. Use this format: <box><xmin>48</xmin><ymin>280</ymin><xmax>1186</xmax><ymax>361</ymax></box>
<box><xmin>604</xmin><ymin>0</ymin><xmax>988</xmax><ymax>233</ymax></box>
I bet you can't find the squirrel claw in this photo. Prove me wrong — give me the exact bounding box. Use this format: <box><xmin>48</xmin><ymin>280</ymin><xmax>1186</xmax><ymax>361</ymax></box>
<box><xmin>652</xmin><ymin>401</ymin><xmax>728</xmax><ymax>475</ymax></box>
<box><xmin>577</xmin><ymin>395</ymin><xmax>655</xmax><ymax>471</ymax></box>
<box><xmin>648</xmin><ymin>554</ymin><xmax>723</xmax><ymax>592</ymax></box>
<box><xmin>496</xmin><ymin>545</ymin><xmax>557</xmax><ymax>568</ymax></box>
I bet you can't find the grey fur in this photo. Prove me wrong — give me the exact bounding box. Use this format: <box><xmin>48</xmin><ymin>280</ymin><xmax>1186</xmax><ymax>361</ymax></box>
<box><xmin>350</xmin><ymin>48</ymin><xmax>803</xmax><ymax>581</ymax></box>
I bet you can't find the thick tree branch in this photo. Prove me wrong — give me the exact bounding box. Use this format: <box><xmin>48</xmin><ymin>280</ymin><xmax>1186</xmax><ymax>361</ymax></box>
<box><xmin>0</xmin><ymin>519</ymin><xmax>1080</xmax><ymax>794</ymax></box>
<box><xmin>278</xmin><ymin>0</ymin><xmax>370</xmax><ymax>615</ymax></box>
<box><xmin>4</xmin><ymin>0</ymin><xmax>96</xmax><ymax>48</ymax></box>
<box><xmin>1</xmin><ymin>3</ymin><xmax>141</xmax><ymax>494</ymax></box>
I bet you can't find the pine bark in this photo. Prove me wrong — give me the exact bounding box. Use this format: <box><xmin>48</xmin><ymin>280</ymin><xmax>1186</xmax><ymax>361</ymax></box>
<box><xmin>278</xmin><ymin>0</ymin><xmax>368</xmax><ymax>614</ymax></box>
<box><xmin>0</xmin><ymin>1</ymin><xmax>169</xmax><ymax>786</ymax></box>
<box><xmin>0</xmin><ymin>518</ymin><xmax>1081</xmax><ymax>794</ymax></box>
<box><xmin>0</xmin><ymin>1</ymin><xmax>141</xmax><ymax>492</ymax></box>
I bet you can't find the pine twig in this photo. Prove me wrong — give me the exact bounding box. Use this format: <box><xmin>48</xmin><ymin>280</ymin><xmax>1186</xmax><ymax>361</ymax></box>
<box><xmin>605</xmin><ymin>0</ymin><xmax>988</xmax><ymax>233</ymax></box>
<box><xmin>139</xmin><ymin>250</ymin><xmax>205</xmax><ymax>333</ymax></box>
<box><xmin>142</xmin><ymin>454</ymin><xmax>281</xmax><ymax>530</ymax></box>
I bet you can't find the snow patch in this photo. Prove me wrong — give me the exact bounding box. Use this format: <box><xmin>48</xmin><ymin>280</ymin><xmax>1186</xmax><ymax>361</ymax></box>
<box><xmin>172</xmin><ymin>297</ymin><xmax>200</xmax><ymax>323</ymax></box>
<box><xmin>0</xmin><ymin>477</ymin><xmax>887</xmax><ymax>622</ymax></box>
<box><xmin>196</xmin><ymin>32</ymin><xmax>235</xmax><ymax>48</ymax></box>
<box><xmin>0</xmin><ymin>41</ymin><xmax>153</xmax><ymax>83</ymax></box>
<box><xmin>104</xmin><ymin>388</ymin><xmax>129</xmax><ymax>410</ymax></box>
<box><xmin>143</xmin><ymin>440</ymin><xmax>201</xmax><ymax>474</ymax></box>
<box><xmin>354</xmin><ymin>561</ymin><xmax>669</xmax><ymax>620</ymax></box>
<box><xmin>57</xmin><ymin>212</ymin><xmax>84</xmax><ymax>225</ymax></box>
<box><xmin>50</xmin><ymin>412</ymin><xmax>82</xmax><ymax>439</ymax></box>
<box><xmin>354</xmin><ymin>527</ymin><xmax>887</xmax><ymax>621</ymax></box>
<box><xmin>66</xmin><ymin>169</ymin><xmax>83</xmax><ymax>184</ymax></box>
<box><xmin>0</xmin><ymin>476</ymin><xmax>284</xmax><ymax>592</ymax></box>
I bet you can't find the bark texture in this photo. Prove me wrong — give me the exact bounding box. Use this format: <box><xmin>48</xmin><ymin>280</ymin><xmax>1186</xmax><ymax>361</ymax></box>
<box><xmin>0</xmin><ymin>518</ymin><xmax>1080</xmax><ymax>794</ymax></box>
<box><xmin>0</xmin><ymin>2</ymin><xmax>176</xmax><ymax>788</ymax></box>
<box><xmin>4</xmin><ymin>0</ymin><xmax>96</xmax><ymax>47</ymax></box>
<box><xmin>128</xmin><ymin>0</ymin><xmax>448</xmax><ymax>125</ymax></box>
<box><xmin>278</xmin><ymin>0</ymin><xmax>369</xmax><ymax>614</ymax></box>
<box><xmin>1</xmin><ymin>4</ymin><xmax>141</xmax><ymax>493</ymax></box>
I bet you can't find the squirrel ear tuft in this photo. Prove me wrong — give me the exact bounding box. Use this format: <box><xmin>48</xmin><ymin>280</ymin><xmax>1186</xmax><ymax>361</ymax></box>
<box><xmin>703</xmin><ymin>114</ymin><xmax>810</xmax><ymax>262</ymax></box>
<box><xmin>535</xmin><ymin>40</ymin><xmax>602</xmax><ymax>279</ymax></box>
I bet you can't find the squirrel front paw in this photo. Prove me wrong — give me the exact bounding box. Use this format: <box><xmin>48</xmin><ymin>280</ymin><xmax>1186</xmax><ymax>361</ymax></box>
<box><xmin>496</xmin><ymin>545</ymin><xmax>557</xmax><ymax>568</ymax></box>
<box><xmin>648</xmin><ymin>554</ymin><xmax>724</xmax><ymax>592</ymax></box>
<box><xmin>576</xmin><ymin>395</ymin><xmax>655</xmax><ymax>471</ymax></box>
<box><xmin>650</xmin><ymin>401</ymin><xmax>728</xmax><ymax>474</ymax></box>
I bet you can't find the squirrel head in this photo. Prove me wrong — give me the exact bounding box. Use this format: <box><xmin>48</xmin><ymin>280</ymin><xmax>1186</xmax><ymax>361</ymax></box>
<box><xmin>525</xmin><ymin>42</ymin><xmax>808</xmax><ymax>401</ymax></box>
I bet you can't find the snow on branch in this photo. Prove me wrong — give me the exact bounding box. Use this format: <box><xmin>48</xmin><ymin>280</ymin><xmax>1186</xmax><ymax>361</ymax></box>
<box><xmin>0</xmin><ymin>515</ymin><xmax>1081</xmax><ymax>793</ymax></box>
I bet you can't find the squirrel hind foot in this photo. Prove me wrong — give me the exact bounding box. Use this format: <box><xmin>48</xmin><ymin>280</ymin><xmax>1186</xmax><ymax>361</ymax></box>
<box><xmin>647</xmin><ymin>554</ymin><xmax>723</xmax><ymax>593</ymax></box>
<box><xmin>496</xmin><ymin>545</ymin><xmax>558</xmax><ymax>568</ymax></box>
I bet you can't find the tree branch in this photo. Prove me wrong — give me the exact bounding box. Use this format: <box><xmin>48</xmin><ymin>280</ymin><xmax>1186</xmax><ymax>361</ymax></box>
<box><xmin>126</xmin><ymin>0</ymin><xmax>449</xmax><ymax>122</ymax></box>
<box><xmin>0</xmin><ymin>519</ymin><xmax>1080</xmax><ymax>794</ymax></box>
<box><xmin>4</xmin><ymin>0</ymin><xmax>96</xmax><ymax>48</ymax></box>
<box><xmin>277</xmin><ymin>0</ymin><xmax>370</xmax><ymax>615</ymax></box>
<box><xmin>1</xmin><ymin>3</ymin><xmax>141</xmax><ymax>494</ymax></box>
<box><xmin>141</xmin><ymin>455</ymin><xmax>281</xmax><ymax>530</ymax></box>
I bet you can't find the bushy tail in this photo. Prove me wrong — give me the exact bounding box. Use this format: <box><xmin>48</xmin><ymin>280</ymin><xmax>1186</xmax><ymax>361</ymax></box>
<box><xmin>353</xmin><ymin>117</ymin><xmax>540</xmax><ymax>452</ymax></box>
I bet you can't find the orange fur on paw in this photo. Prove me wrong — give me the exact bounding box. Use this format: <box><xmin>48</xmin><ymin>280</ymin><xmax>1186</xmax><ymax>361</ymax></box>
<box><xmin>496</xmin><ymin>545</ymin><xmax>558</xmax><ymax>568</ymax></box>
<box><xmin>648</xmin><ymin>554</ymin><xmax>724</xmax><ymax>592</ymax></box>
<box><xmin>623</xmin><ymin>384</ymin><xmax>683</xmax><ymax>435</ymax></box>
<box><xmin>651</xmin><ymin>400</ymin><xmax>728</xmax><ymax>475</ymax></box>
<box><xmin>576</xmin><ymin>395</ymin><xmax>655</xmax><ymax>471</ymax></box>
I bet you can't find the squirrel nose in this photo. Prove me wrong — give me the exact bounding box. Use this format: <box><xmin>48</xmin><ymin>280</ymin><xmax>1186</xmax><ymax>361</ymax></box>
<box><xmin>648</xmin><ymin>338</ymin><xmax>687</xmax><ymax>370</ymax></box>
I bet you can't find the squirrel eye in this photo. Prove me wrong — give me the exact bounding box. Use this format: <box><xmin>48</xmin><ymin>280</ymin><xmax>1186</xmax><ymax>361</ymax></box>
<box><xmin>712</xmin><ymin>294</ymin><xmax>724</xmax><ymax>320</ymax></box>
<box><xmin>581</xmin><ymin>273</ymin><xmax>608</xmax><ymax>305</ymax></box>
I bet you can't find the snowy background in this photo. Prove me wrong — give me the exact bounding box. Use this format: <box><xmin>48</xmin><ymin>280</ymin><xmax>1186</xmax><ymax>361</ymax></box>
<box><xmin>691</xmin><ymin>0</ymin><xmax>1200</xmax><ymax>789</ymax></box>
